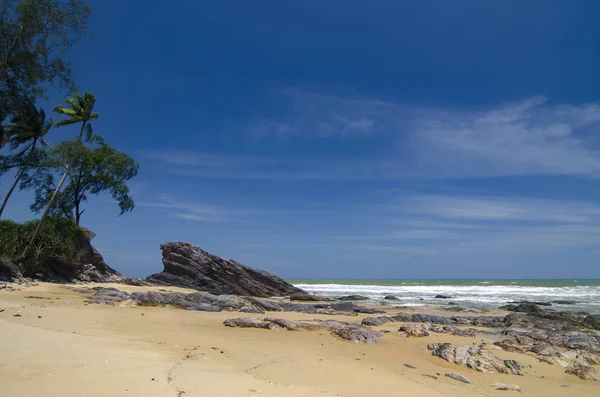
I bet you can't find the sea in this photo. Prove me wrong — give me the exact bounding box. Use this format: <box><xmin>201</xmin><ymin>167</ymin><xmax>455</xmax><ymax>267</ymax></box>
<box><xmin>290</xmin><ymin>279</ymin><xmax>600</xmax><ymax>315</ymax></box>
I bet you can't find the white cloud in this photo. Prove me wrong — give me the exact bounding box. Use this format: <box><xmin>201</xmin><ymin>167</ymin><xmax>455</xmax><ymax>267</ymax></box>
<box><xmin>142</xmin><ymin>89</ymin><xmax>600</xmax><ymax>180</ymax></box>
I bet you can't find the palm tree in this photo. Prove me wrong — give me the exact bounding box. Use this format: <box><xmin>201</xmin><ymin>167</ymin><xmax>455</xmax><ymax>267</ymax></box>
<box><xmin>0</xmin><ymin>101</ymin><xmax>52</xmax><ymax>217</ymax></box>
<box><xmin>23</xmin><ymin>92</ymin><xmax>98</xmax><ymax>258</ymax></box>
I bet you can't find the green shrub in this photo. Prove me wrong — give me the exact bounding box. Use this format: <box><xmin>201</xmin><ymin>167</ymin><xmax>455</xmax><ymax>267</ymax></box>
<box><xmin>0</xmin><ymin>217</ymin><xmax>86</xmax><ymax>266</ymax></box>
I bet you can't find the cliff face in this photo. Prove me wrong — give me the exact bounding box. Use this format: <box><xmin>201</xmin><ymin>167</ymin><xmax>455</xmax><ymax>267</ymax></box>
<box><xmin>146</xmin><ymin>242</ymin><xmax>304</xmax><ymax>297</ymax></box>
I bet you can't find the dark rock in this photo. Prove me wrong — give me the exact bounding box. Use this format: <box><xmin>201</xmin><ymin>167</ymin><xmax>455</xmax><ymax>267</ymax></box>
<box><xmin>123</xmin><ymin>278</ymin><xmax>153</xmax><ymax>287</ymax></box>
<box><xmin>317</xmin><ymin>309</ymin><xmax>358</xmax><ymax>316</ymax></box>
<box><xmin>284</xmin><ymin>304</ymin><xmax>318</xmax><ymax>314</ymax></box>
<box><xmin>86</xmin><ymin>288</ymin><xmax>130</xmax><ymax>305</ymax></box>
<box><xmin>501</xmin><ymin>303</ymin><xmax>544</xmax><ymax>313</ymax></box>
<box><xmin>552</xmin><ymin>300</ymin><xmax>577</xmax><ymax>305</ymax></box>
<box><xmin>391</xmin><ymin>313</ymin><xmax>412</xmax><ymax>322</ymax></box>
<box><xmin>361</xmin><ymin>316</ymin><xmax>394</xmax><ymax>326</ymax></box>
<box><xmin>185</xmin><ymin>305</ymin><xmax>222</xmax><ymax>312</ymax></box>
<box><xmin>509</xmin><ymin>300</ymin><xmax>552</xmax><ymax>307</ymax></box>
<box><xmin>384</xmin><ymin>295</ymin><xmax>399</xmax><ymax>300</ymax></box>
<box><xmin>325</xmin><ymin>302</ymin><xmax>356</xmax><ymax>311</ymax></box>
<box><xmin>404</xmin><ymin>364</ymin><xmax>417</xmax><ymax>369</ymax></box>
<box><xmin>583</xmin><ymin>315</ymin><xmax>600</xmax><ymax>330</ymax></box>
<box><xmin>430</xmin><ymin>343</ymin><xmax>523</xmax><ymax>375</ymax></box>
<box><xmin>445</xmin><ymin>373</ymin><xmax>473</xmax><ymax>384</ymax></box>
<box><xmin>459</xmin><ymin>316</ymin><xmax>505</xmax><ymax>328</ymax></box>
<box><xmin>338</xmin><ymin>295</ymin><xmax>369</xmax><ymax>301</ymax></box>
<box><xmin>353</xmin><ymin>307</ymin><xmax>386</xmax><ymax>314</ymax></box>
<box><xmin>146</xmin><ymin>242</ymin><xmax>304</xmax><ymax>297</ymax></box>
<box><xmin>504</xmin><ymin>312</ymin><xmax>582</xmax><ymax>332</ymax></box>
<box><xmin>411</xmin><ymin>314</ymin><xmax>452</xmax><ymax>324</ymax></box>
<box><xmin>448</xmin><ymin>302</ymin><xmax>458</xmax><ymax>306</ymax></box>
<box><xmin>239</xmin><ymin>307</ymin><xmax>265</xmax><ymax>314</ymax></box>
<box><xmin>289</xmin><ymin>292</ymin><xmax>325</xmax><ymax>301</ymax></box>
<box><xmin>328</xmin><ymin>323</ymin><xmax>383</xmax><ymax>343</ymax></box>
<box><xmin>435</xmin><ymin>295</ymin><xmax>452</xmax><ymax>299</ymax></box>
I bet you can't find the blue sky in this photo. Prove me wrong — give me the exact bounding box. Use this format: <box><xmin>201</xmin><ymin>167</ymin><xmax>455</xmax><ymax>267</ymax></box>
<box><xmin>4</xmin><ymin>0</ymin><xmax>600</xmax><ymax>278</ymax></box>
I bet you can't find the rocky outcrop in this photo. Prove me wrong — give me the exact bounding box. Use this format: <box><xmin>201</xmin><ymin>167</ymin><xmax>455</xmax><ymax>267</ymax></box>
<box><xmin>0</xmin><ymin>232</ymin><xmax>124</xmax><ymax>283</ymax></box>
<box><xmin>584</xmin><ymin>315</ymin><xmax>600</xmax><ymax>330</ymax></box>
<box><xmin>339</xmin><ymin>295</ymin><xmax>369</xmax><ymax>301</ymax></box>
<box><xmin>223</xmin><ymin>317</ymin><xmax>383</xmax><ymax>343</ymax></box>
<box><xmin>565</xmin><ymin>358</ymin><xmax>600</xmax><ymax>381</ymax></box>
<box><xmin>146</xmin><ymin>242</ymin><xmax>303</xmax><ymax>297</ymax></box>
<box><xmin>290</xmin><ymin>292</ymin><xmax>327</xmax><ymax>301</ymax></box>
<box><xmin>429</xmin><ymin>343</ymin><xmax>524</xmax><ymax>375</ymax></box>
<box><xmin>399</xmin><ymin>324</ymin><xmax>430</xmax><ymax>337</ymax></box>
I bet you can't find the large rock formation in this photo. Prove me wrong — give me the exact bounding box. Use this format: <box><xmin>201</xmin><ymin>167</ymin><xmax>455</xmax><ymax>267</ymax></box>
<box><xmin>146</xmin><ymin>242</ymin><xmax>303</xmax><ymax>297</ymax></box>
<box><xmin>0</xmin><ymin>231</ymin><xmax>124</xmax><ymax>283</ymax></box>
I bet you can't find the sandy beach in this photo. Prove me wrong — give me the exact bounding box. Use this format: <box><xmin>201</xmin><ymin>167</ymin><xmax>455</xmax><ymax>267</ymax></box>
<box><xmin>0</xmin><ymin>282</ymin><xmax>598</xmax><ymax>397</ymax></box>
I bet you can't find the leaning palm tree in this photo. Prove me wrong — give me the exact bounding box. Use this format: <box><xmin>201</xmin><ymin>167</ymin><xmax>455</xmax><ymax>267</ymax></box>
<box><xmin>22</xmin><ymin>92</ymin><xmax>98</xmax><ymax>258</ymax></box>
<box><xmin>0</xmin><ymin>101</ymin><xmax>52</xmax><ymax>217</ymax></box>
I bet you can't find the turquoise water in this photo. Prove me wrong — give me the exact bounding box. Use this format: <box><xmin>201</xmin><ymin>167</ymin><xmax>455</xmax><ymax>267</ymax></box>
<box><xmin>289</xmin><ymin>279</ymin><xmax>600</xmax><ymax>314</ymax></box>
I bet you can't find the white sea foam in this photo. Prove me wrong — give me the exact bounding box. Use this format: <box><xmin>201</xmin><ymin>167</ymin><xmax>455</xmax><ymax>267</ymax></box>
<box><xmin>293</xmin><ymin>283</ymin><xmax>600</xmax><ymax>314</ymax></box>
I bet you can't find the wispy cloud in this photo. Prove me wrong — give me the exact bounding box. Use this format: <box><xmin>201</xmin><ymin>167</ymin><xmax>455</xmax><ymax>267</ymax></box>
<box><xmin>137</xmin><ymin>194</ymin><xmax>272</xmax><ymax>222</ymax></box>
<box><xmin>142</xmin><ymin>89</ymin><xmax>600</xmax><ymax>180</ymax></box>
<box><xmin>332</xmin><ymin>194</ymin><xmax>600</xmax><ymax>255</ymax></box>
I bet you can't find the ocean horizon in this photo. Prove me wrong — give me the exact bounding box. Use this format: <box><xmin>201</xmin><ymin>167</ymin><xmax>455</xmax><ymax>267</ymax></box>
<box><xmin>289</xmin><ymin>278</ymin><xmax>600</xmax><ymax>315</ymax></box>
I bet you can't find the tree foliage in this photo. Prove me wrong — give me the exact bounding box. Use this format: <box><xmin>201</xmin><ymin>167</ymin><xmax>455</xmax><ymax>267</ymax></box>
<box><xmin>24</xmin><ymin>136</ymin><xmax>139</xmax><ymax>225</ymax></box>
<box><xmin>0</xmin><ymin>0</ymin><xmax>91</xmax><ymax>121</ymax></box>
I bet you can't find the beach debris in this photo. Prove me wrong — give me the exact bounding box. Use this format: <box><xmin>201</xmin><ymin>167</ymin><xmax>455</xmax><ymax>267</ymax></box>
<box><xmin>445</xmin><ymin>373</ymin><xmax>473</xmax><ymax>384</ymax></box>
<box><xmin>13</xmin><ymin>314</ymin><xmax>21</xmax><ymax>317</ymax></box>
<box><xmin>492</xmin><ymin>383</ymin><xmax>521</xmax><ymax>391</ymax></box>
<box><xmin>404</xmin><ymin>364</ymin><xmax>416</xmax><ymax>369</ymax></box>
<box><xmin>422</xmin><ymin>374</ymin><xmax>438</xmax><ymax>380</ymax></box>
<box><xmin>430</xmin><ymin>343</ymin><xmax>524</xmax><ymax>375</ymax></box>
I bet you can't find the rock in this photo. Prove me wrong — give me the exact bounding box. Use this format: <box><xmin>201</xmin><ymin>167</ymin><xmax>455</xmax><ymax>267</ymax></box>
<box><xmin>338</xmin><ymin>295</ymin><xmax>369</xmax><ymax>301</ymax></box>
<box><xmin>361</xmin><ymin>316</ymin><xmax>394</xmax><ymax>326</ymax></box>
<box><xmin>185</xmin><ymin>305</ymin><xmax>222</xmax><ymax>312</ymax></box>
<box><xmin>328</xmin><ymin>323</ymin><xmax>383</xmax><ymax>343</ymax></box>
<box><xmin>445</xmin><ymin>373</ymin><xmax>473</xmax><ymax>384</ymax></box>
<box><xmin>317</xmin><ymin>309</ymin><xmax>358</xmax><ymax>316</ymax></box>
<box><xmin>509</xmin><ymin>300</ymin><xmax>552</xmax><ymax>307</ymax></box>
<box><xmin>0</xmin><ymin>232</ymin><xmax>124</xmax><ymax>283</ymax></box>
<box><xmin>492</xmin><ymin>383</ymin><xmax>521</xmax><ymax>391</ymax></box>
<box><xmin>565</xmin><ymin>359</ymin><xmax>600</xmax><ymax>381</ymax></box>
<box><xmin>353</xmin><ymin>307</ymin><xmax>386</xmax><ymax>314</ymax></box>
<box><xmin>404</xmin><ymin>364</ymin><xmax>416</xmax><ymax>369</ymax></box>
<box><xmin>430</xmin><ymin>343</ymin><xmax>523</xmax><ymax>375</ymax></box>
<box><xmin>239</xmin><ymin>307</ymin><xmax>265</xmax><ymax>314</ymax></box>
<box><xmin>86</xmin><ymin>288</ymin><xmax>130</xmax><ymax>305</ymax></box>
<box><xmin>460</xmin><ymin>316</ymin><xmax>505</xmax><ymax>328</ymax></box>
<box><xmin>146</xmin><ymin>242</ymin><xmax>304</xmax><ymax>297</ymax></box>
<box><xmin>399</xmin><ymin>324</ymin><xmax>430</xmax><ymax>337</ymax></box>
<box><xmin>501</xmin><ymin>303</ymin><xmax>544</xmax><ymax>313</ymax></box>
<box><xmin>435</xmin><ymin>295</ymin><xmax>452</xmax><ymax>299</ymax></box>
<box><xmin>504</xmin><ymin>312</ymin><xmax>582</xmax><ymax>332</ymax></box>
<box><xmin>223</xmin><ymin>317</ymin><xmax>273</xmax><ymax>329</ymax></box>
<box><xmin>584</xmin><ymin>315</ymin><xmax>600</xmax><ymax>330</ymax></box>
<box><xmin>289</xmin><ymin>292</ymin><xmax>325</xmax><ymax>301</ymax></box>
<box><xmin>391</xmin><ymin>313</ymin><xmax>412</xmax><ymax>322</ymax></box>
<box><xmin>411</xmin><ymin>314</ymin><xmax>451</xmax><ymax>324</ymax></box>
<box><xmin>500</xmin><ymin>328</ymin><xmax>600</xmax><ymax>353</ymax></box>
<box><xmin>552</xmin><ymin>300</ymin><xmax>577</xmax><ymax>305</ymax></box>
<box><xmin>263</xmin><ymin>318</ymin><xmax>322</xmax><ymax>331</ymax></box>
<box><xmin>123</xmin><ymin>278</ymin><xmax>153</xmax><ymax>287</ymax></box>
<box><xmin>384</xmin><ymin>295</ymin><xmax>399</xmax><ymax>300</ymax></box>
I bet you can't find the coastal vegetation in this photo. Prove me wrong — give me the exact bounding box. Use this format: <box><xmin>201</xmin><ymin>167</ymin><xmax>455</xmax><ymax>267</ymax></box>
<box><xmin>0</xmin><ymin>1</ymin><xmax>138</xmax><ymax>263</ymax></box>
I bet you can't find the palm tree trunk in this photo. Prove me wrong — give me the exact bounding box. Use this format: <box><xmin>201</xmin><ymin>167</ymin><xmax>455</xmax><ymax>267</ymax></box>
<box><xmin>0</xmin><ymin>140</ymin><xmax>37</xmax><ymax>218</ymax></box>
<box><xmin>22</xmin><ymin>122</ymin><xmax>87</xmax><ymax>258</ymax></box>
